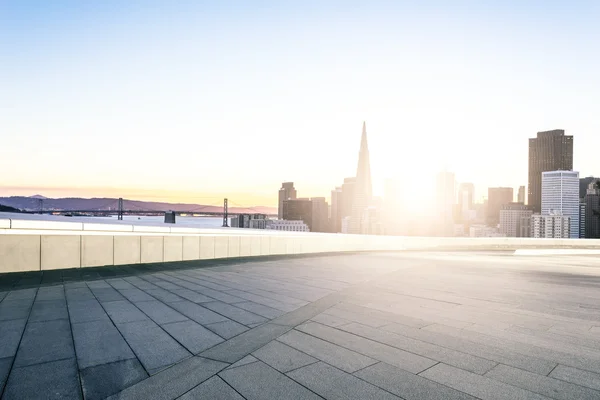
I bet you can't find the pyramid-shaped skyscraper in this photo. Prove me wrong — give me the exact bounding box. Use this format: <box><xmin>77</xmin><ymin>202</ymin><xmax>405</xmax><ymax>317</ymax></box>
<box><xmin>349</xmin><ymin>122</ymin><xmax>372</xmax><ymax>234</ymax></box>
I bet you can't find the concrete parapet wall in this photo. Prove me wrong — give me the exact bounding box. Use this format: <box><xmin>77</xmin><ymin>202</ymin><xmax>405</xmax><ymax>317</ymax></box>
<box><xmin>3</xmin><ymin>217</ymin><xmax>600</xmax><ymax>273</ymax></box>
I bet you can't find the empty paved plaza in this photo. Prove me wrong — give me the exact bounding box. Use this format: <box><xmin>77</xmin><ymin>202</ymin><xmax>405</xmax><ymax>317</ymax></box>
<box><xmin>1</xmin><ymin>252</ymin><xmax>600</xmax><ymax>399</ymax></box>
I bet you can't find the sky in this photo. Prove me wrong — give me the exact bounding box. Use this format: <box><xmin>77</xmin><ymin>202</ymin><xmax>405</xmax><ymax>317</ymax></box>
<box><xmin>1</xmin><ymin>0</ymin><xmax>599</xmax><ymax>208</ymax></box>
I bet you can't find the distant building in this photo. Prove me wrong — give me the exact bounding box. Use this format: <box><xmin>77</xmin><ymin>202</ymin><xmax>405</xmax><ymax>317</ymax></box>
<box><xmin>499</xmin><ymin>203</ymin><xmax>533</xmax><ymax>237</ymax></box>
<box><xmin>541</xmin><ymin>170</ymin><xmax>579</xmax><ymax>238</ymax></box>
<box><xmin>519</xmin><ymin>216</ymin><xmax>532</xmax><ymax>237</ymax></box>
<box><xmin>282</xmin><ymin>197</ymin><xmax>329</xmax><ymax>233</ymax></box>
<box><xmin>278</xmin><ymin>182</ymin><xmax>297</xmax><ymax>219</ymax></box>
<box><xmin>518</xmin><ymin>186</ymin><xmax>526</xmax><ymax>204</ymax></box>
<box><xmin>230</xmin><ymin>214</ymin><xmax>267</xmax><ymax>228</ymax></box>
<box><xmin>580</xmin><ymin>202</ymin><xmax>586</xmax><ymax>239</ymax></box>
<box><xmin>341</xmin><ymin>216</ymin><xmax>351</xmax><ymax>234</ymax></box>
<box><xmin>330</xmin><ymin>186</ymin><xmax>343</xmax><ymax>233</ymax></box>
<box><xmin>458</xmin><ymin>182</ymin><xmax>475</xmax><ymax>221</ymax></box>
<box><xmin>528</xmin><ymin>130</ymin><xmax>574</xmax><ymax>213</ymax></box>
<box><xmin>349</xmin><ymin>122</ymin><xmax>372</xmax><ymax>234</ymax></box>
<box><xmin>267</xmin><ymin>220</ymin><xmax>309</xmax><ymax>232</ymax></box>
<box><xmin>487</xmin><ymin>187</ymin><xmax>513</xmax><ymax>227</ymax></box>
<box><xmin>436</xmin><ymin>171</ymin><xmax>455</xmax><ymax>236</ymax></box>
<box><xmin>361</xmin><ymin>206</ymin><xmax>383</xmax><ymax>235</ymax></box>
<box><xmin>531</xmin><ymin>213</ymin><xmax>570</xmax><ymax>238</ymax></box>
<box><xmin>469</xmin><ymin>225</ymin><xmax>505</xmax><ymax>238</ymax></box>
<box><xmin>584</xmin><ymin>180</ymin><xmax>600</xmax><ymax>238</ymax></box>
<box><xmin>580</xmin><ymin>176</ymin><xmax>599</xmax><ymax>200</ymax></box>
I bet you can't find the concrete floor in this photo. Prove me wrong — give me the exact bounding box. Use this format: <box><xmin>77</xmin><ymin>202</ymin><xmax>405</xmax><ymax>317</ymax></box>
<box><xmin>1</xmin><ymin>252</ymin><xmax>600</xmax><ymax>399</ymax></box>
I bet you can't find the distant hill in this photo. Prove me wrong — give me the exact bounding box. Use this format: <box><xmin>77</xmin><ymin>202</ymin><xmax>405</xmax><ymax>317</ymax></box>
<box><xmin>0</xmin><ymin>204</ymin><xmax>23</xmax><ymax>213</ymax></box>
<box><xmin>0</xmin><ymin>196</ymin><xmax>277</xmax><ymax>215</ymax></box>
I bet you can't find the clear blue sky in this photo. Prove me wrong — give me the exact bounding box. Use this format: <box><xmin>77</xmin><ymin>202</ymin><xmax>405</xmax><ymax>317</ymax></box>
<box><xmin>1</xmin><ymin>1</ymin><xmax>599</xmax><ymax>207</ymax></box>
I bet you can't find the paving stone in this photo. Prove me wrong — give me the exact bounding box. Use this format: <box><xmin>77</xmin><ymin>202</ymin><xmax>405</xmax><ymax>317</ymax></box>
<box><xmin>154</xmin><ymin>281</ymin><xmax>181</xmax><ymax>290</ymax></box>
<box><xmin>420</xmin><ymin>363</ymin><xmax>549</xmax><ymax>400</ymax></box>
<box><xmin>550</xmin><ymin>364</ymin><xmax>600</xmax><ymax>391</ymax></box>
<box><xmin>311</xmin><ymin>312</ymin><xmax>353</xmax><ymax>327</ymax></box>
<box><xmin>288</xmin><ymin>361</ymin><xmax>400</xmax><ymax>399</ymax></box>
<box><xmin>356</xmin><ymin>362</ymin><xmax>478</xmax><ymax>400</ymax></box>
<box><xmin>0</xmin><ymin>356</ymin><xmax>12</xmax><ymax>392</ymax></box>
<box><xmin>253</xmin><ymin>340</ymin><xmax>317</xmax><ymax>373</ymax></box>
<box><xmin>168</xmin><ymin>300</ymin><xmax>229</xmax><ymax>325</ymax></box>
<box><xmin>202</xmin><ymin>301</ymin><xmax>268</xmax><ymax>326</ymax></box>
<box><xmin>201</xmin><ymin>323</ymin><xmax>291</xmax><ymax>363</ymax></box>
<box><xmin>90</xmin><ymin>287</ymin><xmax>126</xmax><ymax>303</ymax></box>
<box><xmin>81</xmin><ymin>358</ymin><xmax>148</xmax><ymax>400</ymax></box>
<box><xmin>4</xmin><ymin>288</ymin><xmax>37</xmax><ymax>301</ymax></box>
<box><xmin>0</xmin><ymin>291</ymin><xmax>6</xmax><ymax>303</ymax></box>
<box><xmin>87</xmin><ymin>281</ymin><xmax>112</xmax><ymax>289</ymax></box>
<box><xmin>65</xmin><ymin>287</ymin><xmax>96</xmax><ymax>301</ymax></box>
<box><xmin>0</xmin><ymin>319</ymin><xmax>26</xmax><ymax>359</ymax></box>
<box><xmin>106</xmin><ymin>356</ymin><xmax>228</xmax><ymax>400</ymax></box>
<box><xmin>0</xmin><ymin>299</ymin><xmax>32</xmax><ymax>321</ymax></box>
<box><xmin>297</xmin><ymin>322</ymin><xmax>437</xmax><ymax>374</ymax></box>
<box><xmin>67</xmin><ymin>299</ymin><xmax>110</xmax><ymax>323</ymax></box>
<box><xmin>135</xmin><ymin>300</ymin><xmax>188</xmax><ymax>325</ymax></box>
<box><xmin>14</xmin><ymin>319</ymin><xmax>74</xmax><ymax>367</ymax></box>
<box><xmin>119</xmin><ymin>288</ymin><xmax>156</xmax><ymax>303</ymax></box>
<box><xmin>335</xmin><ymin>322</ymin><xmax>497</xmax><ymax>374</ymax></box>
<box><xmin>143</xmin><ymin>288</ymin><xmax>183</xmax><ymax>303</ymax></box>
<box><xmin>277</xmin><ymin>329</ymin><xmax>378</xmax><ymax>373</ymax></box>
<box><xmin>28</xmin><ymin>299</ymin><xmax>68</xmax><ymax>322</ymax></box>
<box><xmin>204</xmin><ymin>319</ymin><xmax>248</xmax><ymax>339</ymax></box>
<box><xmin>170</xmin><ymin>288</ymin><xmax>214</xmax><ymax>303</ymax></box>
<box><xmin>103</xmin><ymin>300</ymin><xmax>149</xmax><ymax>324</ymax></box>
<box><xmin>233</xmin><ymin>301</ymin><xmax>285</xmax><ymax>319</ymax></box>
<box><xmin>179</xmin><ymin>375</ymin><xmax>244</xmax><ymax>400</ymax></box>
<box><xmin>2</xmin><ymin>358</ymin><xmax>81</xmax><ymax>400</ymax></box>
<box><xmin>485</xmin><ymin>363</ymin><xmax>600</xmax><ymax>400</ymax></box>
<box><xmin>193</xmin><ymin>287</ymin><xmax>246</xmax><ymax>304</ymax></box>
<box><xmin>107</xmin><ymin>279</ymin><xmax>135</xmax><ymax>290</ymax></box>
<box><xmin>116</xmin><ymin>319</ymin><xmax>191</xmax><ymax>374</ymax></box>
<box><xmin>162</xmin><ymin>320</ymin><xmax>224</xmax><ymax>354</ymax></box>
<box><xmin>220</xmin><ymin>361</ymin><xmax>322</xmax><ymax>400</ymax></box>
<box><xmin>226</xmin><ymin>355</ymin><xmax>259</xmax><ymax>370</ymax></box>
<box><xmin>36</xmin><ymin>286</ymin><xmax>65</xmax><ymax>301</ymax></box>
<box><xmin>64</xmin><ymin>281</ymin><xmax>87</xmax><ymax>289</ymax></box>
<box><xmin>72</xmin><ymin>319</ymin><xmax>136</xmax><ymax>369</ymax></box>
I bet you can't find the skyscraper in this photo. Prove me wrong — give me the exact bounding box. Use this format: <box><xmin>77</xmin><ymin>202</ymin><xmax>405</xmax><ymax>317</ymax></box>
<box><xmin>580</xmin><ymin>176</ymin><xmax>599</xmax><ymax>199</ymax></box>
<box><xmin>541</xmin><ymin>170</ymin><xmax>579</xmax><ymax>238</ymax></box>
<box><xmin>278</xmin><ymin>182</ymin><xmax>297</xmax><ymax>219</ymax></box>
<box><xmin>584</xmin><ymin>180</ymin><xmax>600</xmax><ymax>238</ymax></box>
<box><xmin>518</xmin><ymin>186</ymin><xmax>525</xmax><ymax>203</ymax></box>
<box><xmin>349</xmin><ymin>122</ymin><xmax>372</xmax><ymax>234</ymax></box>
<box><xmin>528</xmin><ymin>130</ymin><xmax>573</xmax><ymax>213</ymax></box>
<box><xmin>487</xmin><ymin>187</ymin><xmax>514</xmax><ymax>227</ymax></box>
<box><xmin>330</xmin><ymin>186</ymin><xmax>343</xmax><ymax>233</ymax></box>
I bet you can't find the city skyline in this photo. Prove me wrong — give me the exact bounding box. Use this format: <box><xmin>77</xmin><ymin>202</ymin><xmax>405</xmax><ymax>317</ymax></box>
<box><xmin>2</xmin><ymin>1</ymin><xmax>600</xmax><ymax>206</ymax></box>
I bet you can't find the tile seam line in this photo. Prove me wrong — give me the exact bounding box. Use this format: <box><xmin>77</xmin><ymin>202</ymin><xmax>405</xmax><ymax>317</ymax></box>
<box><xmin>62</xmin><ymin>282</ymin><xmax>84</xmax><ymax>398</ymax></box>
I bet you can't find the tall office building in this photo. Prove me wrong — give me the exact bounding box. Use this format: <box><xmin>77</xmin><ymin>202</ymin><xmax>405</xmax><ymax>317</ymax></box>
<box><xmin>311</xmin><ymin>197</ymin><xmax>330</xmax><ymax>233</ymax></box>
<box><xmin>278</xmin><ymin>182</ymin><xmax>297</xmax><ymax>219</ymax></box>
<box><xmin>531</xmin><ymin>213</ymin><xmax>570</xmax><ymax>238</ymax></box>
<box><xmin>528</xmin><ymin>130</ymin><xmax>573</xmax><ymax>213</ymax></box>
<box><xmin>487</xmin><ymin>187</ymin><xmax>514</xmax><ymax>227</ymax></box>
<box><xmin>580</xmin><ymin>176</ymin><xmax>599</xmax><ymax>199</ymax></box>
<box><xmin>341</xmin><ymin>177</ymin><xmax>356</xmax><ymax>220</ymax></box>
<box><xmin>282</xmin><ymin>197</ymin><xmax>329</xmax><ymax>233</ymax></box>
<box><xmin>458</xmin><ymin>183</ymin><xmax>475</xmax><ymax>216</ymax></box>
<box><xmin>541</xmin><ymin>170</ymin><xmax>579</xmax><ymax>238</ymax></box>
<box><xmin>518</xmin><ymin>186</ymin><xmax>525</xmax><ymax>203</ymax></box>
<box><xmin>436</xmin><ymin>171</ymin><xmax>455</xmax><ymax>236</ymax></box>
<box><xmin>330</xmin><ymin>186</ymin><xmax>343</xmax><ymax>233</ymax></box>
<box><xmin>584</xmin><ymin>180</ymin><xmax>600</xmax><ymax>238</ymax></box>
<box><xmin>499</xmin><ymin>203</ymin><xmax>533</xmax><ymax>237</ymax></box>
<box><xmin>349</xmin><ymin>122</ymin><xmax>372</xmax><ymax>234</ymax></box>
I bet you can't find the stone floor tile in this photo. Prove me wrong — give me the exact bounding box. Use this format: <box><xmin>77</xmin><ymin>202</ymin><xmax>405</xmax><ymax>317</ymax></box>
<box><xmin>119</xmin><ymin>288</ymin><xmax>156</xmax><ymax>303</ymax></box>
<box><xmin>0</xmin><ymin>300</ymin><xmax>32</xmax><ymax>321</ymax></box>
<box><xmin>4</xmin><ymin>288</ymin><xmax>37</xmax><ymax>302</ymax></box>
<box><xmin>162</xmin><ymin>320</ymin><xmax>224</xmax><ymax>354</ymax></box>
<box><xmin>72</xmin><ymin>319</ymin><xmax>136</xmax><ymax>369</ymax></box>
<box><xmin>170</xmin><ymin>289</ymin><xmax>214</xmax><ymax>304</ymax></box>
<box><xmin>28</xmin><ymin>299</ymin><xmax>68</xmax><ymax>322</ymax></box>
<box><xmin>0</xmin><ymin>319</ymin><xmax>26</xmax><ymax>359</ymax></box>
<box><xmin>35</xmin><ymin>286</ymin><xmax>65</xmax><ymax>301</ymax></box>
<box><xmin>80</xmin><ymin>358</ymin><xmax>148</xmax><ymax>400</ymax></box>
<box><xmin>14</xmin><ymin>319</ymin><xmax>74</xmax><ymax>367</ymax></box>
<box><xmin>145</xmin><ymin>288</ymin><xmax>184</xmax><ymax>303</ymax></box>
<box><xmin>135</xmin><ymin>300</ymin><xmax>188</xmax><ymax>325</ymax></box>
<box><xmin>202</xmin><ymin>301</ymin><xmax>268</xmax><ymax>326</ymax></box>
<box><xmin>179</xmin><ymin>375</ymin><xmax>244</xmax><ymax>400</ymax></box>
<box><xmin>103</xmin><ymin>300</ymin><xmax>149</xmax><ymax>324</ymax></box>
<box><xmin>89</xmin><ymin>287</ymin><xmax>126</xmax><ymax>303</ymax></box>
<box><xmin>0</xmin><ymin>356</ymin><xmax>12</xmax><ymax>392</ymax></box>
<box><xmin>232</xmin><ymin>301</ymin><xmax>285</xmax><ymax>319</ymax></box>
<box><xmin>168</xmin><ymin>300</ymin><xmax>229</xmax><ymax>325</ymax></box>
<box><xmin>550</xmin><ymin>364</ymin><xmax>600</xmax><ymax>391</ymax></box>
<box><xmin>253</xmin><ymin>340</ymin><xmax>317</xmax><ymax>373</ymax></box>
<box><xmin>67</xmin><ymin>299</ymin><xmax>109</xmax><ymax>324</ymax></box>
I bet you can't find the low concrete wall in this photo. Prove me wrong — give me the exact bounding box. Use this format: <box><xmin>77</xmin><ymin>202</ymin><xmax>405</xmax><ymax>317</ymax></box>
<box><xmin>3</xmin><ymin>217</ymin><xmax>600</xmax><ymax>273</ymax></box>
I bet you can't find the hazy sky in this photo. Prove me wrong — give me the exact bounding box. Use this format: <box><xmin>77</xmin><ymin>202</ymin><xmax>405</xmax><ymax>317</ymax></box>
<box><xmin>2</xmin><ymin>1</ymin><xmax>599</xmax><ymax>207</ymax></box>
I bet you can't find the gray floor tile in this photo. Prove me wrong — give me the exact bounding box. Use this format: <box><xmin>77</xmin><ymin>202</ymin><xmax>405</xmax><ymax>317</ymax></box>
<box><xmin>193</xmin><ymin>287</ymin><xmax>246</xmax><ymax>304</ymax></box>
<box><xmin>356</xmin><ymin>362</ymin><xmax>478</xmax><ymax>400</ymax></box>
<box><xmin>202</xmin><ymin>301</ymin><xmax>268</xmax><ymax>326</ymax></box>
<box><xmin>485</xmin><ymin>363</ymin><xmax>600</xmax><ymax>400</ymax></box>
<box><xmin>135</xmin><ymin>300</ymin><xmax>188</xmax><ymax>325</ymax></box>
<box><xmin>0</xmin><ymin>319</ymin><xmax>26</xmax><ymax>359</ymax></box>
<box><xmin>103</xmin><ymin>300</ymin><xmax>149</xmax><ymax>324</ymax></box>
<box><xmin>14</xmin><ymin>319</ymin><xmax>74</xmax><ymax>367</ymax></box>
<box><xmin>86</xmin><ymin>281</ymin><xmax>111</xmax><ymax>289</ymax></box>
<box><xmin>420</xmin><ymin>363</ymin><xmax>549</xmax><ymax>400</ymax></box>
<box><xmin>226</xmin><ymin>355</ymin><xmax>259</xmax><ymax>370</ymax></box>
<box><xmin>0</xmin><ymin>356</ymin><xmax>12</xmax><ymax>392</ymax></box>
<box><xmin>106</xmin><ymin>356</ymin><xmax>228</xmax><ymax>400</ymax></box>
<box><xmin>179</xmin><ymin>375</ymin><xmax>244</xmax><ymax>400</ymax></box>
<box><xmin>2</xmin><ymin>358</ymin><xmax>81</xmax><ymax>400</ymax></box>
<box><xmin>277</xmin><ymin>329</ymin><xmax>378</xmax><ymax>373</ymax></box>
<box><xmin>28</xmin><ymin>299</ymin><xmax>68</xmax><ymax>322</ymax></box>
<box><xmin>72</xmin><ymin>319</ymin><xmax>136</xmax><ymax>369</ymax></box>
<box><xmin>253</xmin><ymin>340</ymin><xmax>317</xmax><ymax>373</ymax></box>
<box><xmin>68</xmin><ymin>299</ymin><xmax>110</xmax><ymax>324</ymax></box>
<box><xmin>81</xmin><ymin>358</ymin><xmax>148</xmax><ymax>400</ymax></box>
<box><xmin>0</xmin><ymin>292</ymin><xmax>6</xmax><ymax>303</ymax></box>
<box><xmin>168</xmin><ymin>300</ymin><xmax>229</xmax><ymax>325</ymax></box>
<box><xmin>288</xmin><ymin>361</ymin><xmax>400</xmax><ymax>399</ymax></box>
<box><xmin>65</xmin><ymin>287</ymin><xmax>96</xmax><ymax>301</ymax></box>
<box><xmin>233</xmin><ymin>301</ymin><xmax>285</xmax><ymax>319</ymax></box>
<box><xmin>162</xmin><ymin>320</ymin><xmax>224</xmax><ymax>354</ymax></box>
<box><xmin>119</xmin><ymin>288</ymin><xmax>156</xmax><ymax>303</ymax></box>
<box><xmin>220</xmin><ymin>361</ymin><xmax>322</xmax><ymax>400</ymax></box>
<box><xmin>145</xmin><ymin>288</ymin><xmax>184</xmax><ymax>303</ymax></box>
<box><xmin>4</xmin><ymin>288</ymin><xmax>37</xmax><ymax>301</ymax></box>
<box><xmin>170</xmin><ymin>289</ymin><xmax>214</xmax><ymax>303</ymax></box>
<box><xmin>550</xmin><ymin>364</ymin><xmax>600</xmax><ymax>391</ymax></box>
<box><xmin>116</xmin><ymin>319</ymin><xmax>191</xmax><ymax>374</ymax></box>
<box><xmin>90</xmin><ymin>287</ymin><xmax>126</xmax><ymax>303</ymax></box>
<box><xmin>36</xmin><ymin>286</ymin><xmax>65</xmax><ymax>301</ymax></box>
<box><xmin>311</xmin><ymin>312</ymin><xmax>353</xmax><ymax>327</ymax></box>
<box><xmin>0</xmin><ymin>300</ymin><xmax>32</xmax><ymax>321</ymax></box>
<box><xmin>107</xmin><ymin>279</ymin><xmax>135</xmax><ymax>290</ymax></box>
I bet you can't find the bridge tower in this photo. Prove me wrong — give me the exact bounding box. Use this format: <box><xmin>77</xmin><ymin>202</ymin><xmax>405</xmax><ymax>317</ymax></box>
<box><xmin>38</xmin><ymin>199</ymin><xmax>43</xmax><ymax>214</ymax></box>
<box><xmin>118</xmin><ymin>198</ymin><xmax>124</xmax><ymax>221</ymax></box>
<box><xmin>222</xmin><ymin>198</ymin><xmax>229</xmax><ymax>227</ymax></box>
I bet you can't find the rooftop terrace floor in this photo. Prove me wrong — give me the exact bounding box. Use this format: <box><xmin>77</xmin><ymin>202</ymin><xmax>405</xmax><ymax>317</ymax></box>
<box><xmin>1</xmin><ymin>252</ymin><xmax>600</xmax><ymax>399</ymax></box>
